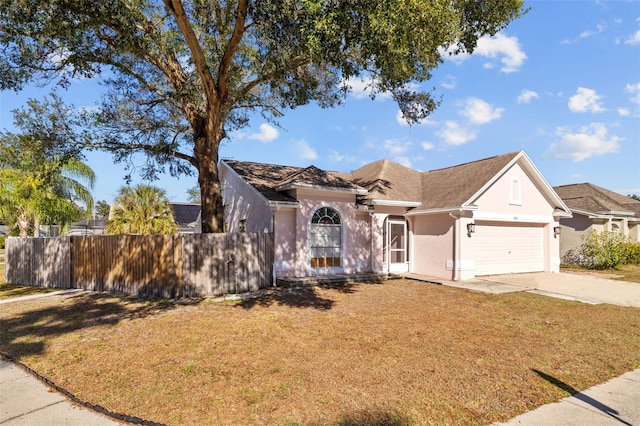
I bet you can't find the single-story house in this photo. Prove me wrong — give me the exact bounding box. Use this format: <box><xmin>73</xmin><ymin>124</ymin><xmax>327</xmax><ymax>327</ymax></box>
<box><xmin>553</xmin><ymin>183</ymin><xmax>640</xmax><ymax>262</ymax></box>
<box><xmin>220</xmin><ymin>151</ymin><xmax>572</xmax><ymax>281</ymax></box>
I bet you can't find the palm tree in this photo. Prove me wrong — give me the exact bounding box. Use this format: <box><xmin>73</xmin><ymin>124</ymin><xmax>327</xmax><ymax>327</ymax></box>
<box><xmin>0</xmin><ymin>157</ymin><xmax>95</xmax><ymax>237</ymax></box>
<box><xmin>106</xmin><ymin>184</ymin><xmax>178</xmax><ymax>235</ymax></box>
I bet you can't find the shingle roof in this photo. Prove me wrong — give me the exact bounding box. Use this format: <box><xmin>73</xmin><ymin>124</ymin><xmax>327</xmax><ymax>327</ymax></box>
<box><xmin>553</xmin><ymin>183</ymin><xmax>640</xmax><ymax>217</ymax></box>
<box><xmin>223</xmin><ymin>160</ymin><xmax>363</xmax><ymax>203</ymax></box>
<box><xmin>343</xmin><ymin>159</ymin><xmax>422</xmax><ymax>202</ymax></box>
<box><xmin>419</xmin><ymin>152</ymin><xmax>520</xmax><ymax>209</ymax></box>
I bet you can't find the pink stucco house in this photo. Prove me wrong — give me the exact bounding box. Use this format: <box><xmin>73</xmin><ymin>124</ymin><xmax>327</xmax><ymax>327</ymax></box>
<box><xmin>220</xmin><ymin>151</ymin><xmax>572</xmax><ymax>281</ymax></box>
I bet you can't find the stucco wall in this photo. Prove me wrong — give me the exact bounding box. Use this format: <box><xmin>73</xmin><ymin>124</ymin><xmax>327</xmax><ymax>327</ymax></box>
<box><xmin>472</xmin><ymin>163</ymin><xmax>556</xmax><ymax>219</ymax></box>
<box><xmin>288</xmin><ymin>190</ymin><xmax>368</xmax><ymax>277</ymax></box>
<box><xmin>411</xmin><ymin>213</ymin><xmax>455</xmax><ymax>280</ymax></box>
<box><xmin>220</xmin><ymin>162</ymin><xmax>273</xmax><ymax>233</ymax></box>
<box><xmin>559</xmin><ymin>214</ymin><xmax>593</xmax><ymax>262</ymax></box>
<box><xmin>273</xmin><ymin>208</ymin><xmax>297</xmax><ymax>277</ymax></box>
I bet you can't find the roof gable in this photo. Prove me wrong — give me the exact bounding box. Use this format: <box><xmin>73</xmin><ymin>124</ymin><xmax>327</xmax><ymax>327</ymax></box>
<box><xmin>419</xmin><ymin>152</ymin><xmax>519</xmax><ymax>209</ymax></box>
<box><xmin>276</xmin><ymin>165</ymin><xmax>365</xmax><ymax>193</ymax></box>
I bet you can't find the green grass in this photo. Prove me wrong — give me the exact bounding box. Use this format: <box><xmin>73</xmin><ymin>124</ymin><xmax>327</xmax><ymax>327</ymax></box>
<box><xmin>0</xmin><ymin>282</ymin><xmax>61</xmax><ymax>300</ymax></box>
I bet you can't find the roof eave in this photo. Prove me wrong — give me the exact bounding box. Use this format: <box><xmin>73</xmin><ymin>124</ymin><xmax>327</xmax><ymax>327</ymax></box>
<box><xmin>275</xmin><ymin>182</ymin><xmax>368</xmax><ymax>195</ymax></box>
<box><xmin>405</xmin><ymin>205</ymin><xmax>478</xmax><ymax>216</ymax></box>
<box><xmin>362</xmin><ymin>199</ymin><xmax>422</xmax><ymax>207</ymax></box>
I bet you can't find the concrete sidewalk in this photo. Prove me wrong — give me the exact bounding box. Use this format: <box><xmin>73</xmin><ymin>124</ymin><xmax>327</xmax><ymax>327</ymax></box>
<box><xmin>494</xmin><ymin>369</ymin><xmax>640</xmax><ymax>425</ymax></box>
<box><xmin>0</xmin><ymin>360</ymin><xmax>123</xmax><ymax>425</ymax></box>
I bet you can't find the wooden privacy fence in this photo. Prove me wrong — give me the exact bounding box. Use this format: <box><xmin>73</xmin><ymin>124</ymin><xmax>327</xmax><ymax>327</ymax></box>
<box><xmin>5</xmin><ymin>233</ymin><xmax>274</xmax><ymax>297</ymax></box>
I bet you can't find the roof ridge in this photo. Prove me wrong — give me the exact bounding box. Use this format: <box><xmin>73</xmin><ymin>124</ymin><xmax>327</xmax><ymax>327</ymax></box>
<box><xmin>426</xmin><ymin>151</ymin><xmax>520</xmax><ymax>173</ymax></box>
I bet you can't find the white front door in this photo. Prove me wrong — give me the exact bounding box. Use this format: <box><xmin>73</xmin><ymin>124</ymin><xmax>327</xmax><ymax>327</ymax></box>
<box><xmin>387</xmin><ymin>219</ymin><xmax>408</xmax><ymax>273</ymax></box>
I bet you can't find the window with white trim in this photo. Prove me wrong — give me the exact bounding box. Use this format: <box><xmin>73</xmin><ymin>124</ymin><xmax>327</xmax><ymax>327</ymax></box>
<box><xmin>510</xmin><ymin>176</ymin><xmax>522</xmax><ymax>205</ymax></box>
<box><xmin>310</xmin><ymin>207</ymin><xmax>341</xmax><ymax>268</ymax></box>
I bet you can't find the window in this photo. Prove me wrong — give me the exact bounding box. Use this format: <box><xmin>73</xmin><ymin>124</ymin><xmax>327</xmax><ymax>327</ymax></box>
<box><xmin>612</xmin><ymin>223</ymin><xmax>620</xmax><ymax>234</ymax></box>
<box><xmin>310</xmin><ymin>207</ymin><xmax>341</xmax><ymax>268</ymax></box>
<box><xmin>510</xmin><ymin>176</ymin><xmax>522</xmax><ymax>205</ymax></box>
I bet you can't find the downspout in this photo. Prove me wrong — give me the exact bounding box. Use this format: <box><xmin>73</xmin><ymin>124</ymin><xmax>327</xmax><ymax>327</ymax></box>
<box><xmin>449</xmin><ymin>211</ymin><xmax>461</xmax><ymax>281</ymax></box>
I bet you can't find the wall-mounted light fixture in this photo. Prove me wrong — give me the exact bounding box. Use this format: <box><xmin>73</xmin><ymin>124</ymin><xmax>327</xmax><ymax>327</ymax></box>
<box><xmin>554</xmin><ymin>226</ymin><xmax>561</xmax><ymax>238</ymax></box>
<box><xmin>467</xmin><ymin>223</ymin><xmax>476</xmax><ymax>234</ymax></box>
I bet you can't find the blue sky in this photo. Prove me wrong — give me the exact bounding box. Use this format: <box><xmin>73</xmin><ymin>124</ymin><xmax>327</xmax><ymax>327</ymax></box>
<box><xmin>1</xmin><ymin>0</ymin><xmax>639</xmax><ymax>204</ymax></box>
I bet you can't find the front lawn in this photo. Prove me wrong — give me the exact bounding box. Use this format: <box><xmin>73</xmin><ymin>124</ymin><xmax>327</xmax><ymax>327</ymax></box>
<box><xmin>1</xmin><ymin>279</ymin><xmax>639</xmax><ymax>425</ymax></box>
<box><xmin>562</xmin><ymin>264</ymin><xmax>640</xmax><ymax>283</ymax></box>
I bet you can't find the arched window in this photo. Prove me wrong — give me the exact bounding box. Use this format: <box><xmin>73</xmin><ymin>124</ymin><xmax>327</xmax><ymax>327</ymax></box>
<box><xmin>310</xmin><ymin>207</ymin><xmax>342</xmax><ymax>268</ymax></box>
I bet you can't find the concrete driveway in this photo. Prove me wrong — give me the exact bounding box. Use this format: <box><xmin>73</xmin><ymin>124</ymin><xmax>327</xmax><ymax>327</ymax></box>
<box><xmin>404</xmin><ymin>271</ymin><xmax>640</xmax><ymax>308</ymax></box>
<box><xmin>472</xmin><ymin>272</ymin><xmax>640</xmax><ymax>308</ymax></box>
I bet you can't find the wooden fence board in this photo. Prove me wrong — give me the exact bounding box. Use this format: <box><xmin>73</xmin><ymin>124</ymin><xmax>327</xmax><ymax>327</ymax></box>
<box><xmin>5</xmin><ymin>233</ymin><xmax>273</xmax><ymax>297</ymax></box>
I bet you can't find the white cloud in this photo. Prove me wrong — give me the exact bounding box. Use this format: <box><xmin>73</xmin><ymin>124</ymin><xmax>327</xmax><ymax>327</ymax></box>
<box><xmin>436</xmin><ymin>121</ymin><xmax>477</xmax><ymax>146</ymax></box>
<box><xmin>394</xmin><ymin>156</ymin><xmax>412</xmax><ymax>168</ymax></box>
<box><xmin>440</xmin><ymin>32</ymin><xmax>526</xmax><ymax>73</ymax></box>
<box><xmin>422</xmin><ymin>142</ymin><xmax>435</xmax><ymax>151</ymax></box>
<box><xmin>328</xmin><ymin>150</ymin><xmax>345</xmax><ymax>162</ymax></box>
<box><xmin>441</xmin><ymin>75</ymin><xmax>457</xmax><ymax>89</ymax></box>
<box><xmin>345</xmin><ymin>76</ymin><xmax>393</xmax><ymax>100</ymax></box>
<box><xmin>384</xmin><ymin>138</ymin><xmax>411</xmax><ymax>155</ymax></box>
<box><xmin>547</xmin><ymin>122</ymin><xmax>622</xmax><ymax>161</ymax></box>
<box><xmin>625</xmin><ymin>83</ymin><xmax>640</xmax><ymax>104</ymax></box>
<box><xmin>625</xmin><ymin>30</ymin><xmax>640</xmax><ymax>45</ymax></box>
<box><xmin>474</xmin><ymin>33</ymin><xmax>527</xmax><ymax>73</ymax></box>
<box><xmin>579</xmin><ymin>23</ymin><xmax>606</xmax><ymax>39</ymax></box>
<box><xmin>248</xmin><ymin>123</ymin><xmax>279</xmax><ymax>142</ymax></box>
<box><xmin>459</xmin><ymin>98</ymin><xmax>504</xmax><ymax>125</ymax></box>
<box><xmin>517</xmin><ymin>89</ymin><xmax>539</xmax><ymax>104</ymax></box>
<box><xmin>568</xmin><ymin>87</ymin><xmax>605</xmax><ymax>113</ymax></box>
<box><xmin>618</xmin><ymin>107</ymin><xmax>630</xmax><ymax>116</ymax></box>
<box><xmin>296</xmin><ymin>139</ymin><xmax>318</xmax><ymax>160</ymax></box>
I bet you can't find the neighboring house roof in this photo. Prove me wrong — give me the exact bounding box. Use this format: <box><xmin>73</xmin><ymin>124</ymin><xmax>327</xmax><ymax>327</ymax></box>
<box><xmin>71</xmin><ymin>219</ymin><xmax>107</xmax><ymax>229</ymax></box>
<box><xmin>171</xmin><ymin>203</ymin><xmax>201</xmax><ymax>229</ymax></box>
<box><xmin>554</xmin><ymin>183</ymin><xmax>640</xmax><ymax>217</ymax></box>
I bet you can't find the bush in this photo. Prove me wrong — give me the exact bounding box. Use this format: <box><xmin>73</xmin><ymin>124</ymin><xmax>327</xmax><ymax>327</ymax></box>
<box><xmin>581</xmin><ymin>230</ymin><xmax>640</xmax><ymax>269</ymax></box>
<box><xmin>0</xmin><ymin>235</ymin><xmax>5</xmax><ymax>250</ymax></box>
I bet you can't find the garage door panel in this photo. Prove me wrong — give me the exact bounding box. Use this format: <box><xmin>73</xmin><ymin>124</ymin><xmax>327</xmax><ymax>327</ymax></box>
<box><xmin>473</xmin><ymin>222</ymin><xmax>544</xmax><ymax>275</ymax></box>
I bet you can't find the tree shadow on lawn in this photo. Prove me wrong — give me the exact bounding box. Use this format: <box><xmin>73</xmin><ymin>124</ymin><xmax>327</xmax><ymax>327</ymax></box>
<box><xmin>0</xmin><ymin>292</ymin><xmax>192</xmax><ymax>359</ymax></box>
<box><xmin>236</xmin><ymin>282</ymin><xmax>364</xmax><ymax>311</ymax></box>
<box><xmin>533</xmin><ymin>369</ymin><xmax>633</xmax><ymax>426</ymax></box>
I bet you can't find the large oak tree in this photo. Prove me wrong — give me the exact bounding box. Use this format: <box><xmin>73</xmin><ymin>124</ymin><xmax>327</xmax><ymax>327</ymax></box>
<box><xmin>0</xmin><ymin>0</ymin><xmax>525</xmax><ymax>232</ymax></box>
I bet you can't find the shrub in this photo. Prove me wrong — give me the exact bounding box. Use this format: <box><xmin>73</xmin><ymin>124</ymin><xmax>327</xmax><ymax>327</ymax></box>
<box><xmin>581</xmin><ymin>230</ymin><xmax>640</xmax><ymax>269</ymax></box>
<box><xmin>0</xmin><ymin>235</ymin><xmax>5</xmax><ymax>250</ymax></box>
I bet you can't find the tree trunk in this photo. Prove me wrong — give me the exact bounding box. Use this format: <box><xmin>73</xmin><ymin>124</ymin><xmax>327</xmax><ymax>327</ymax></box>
<box><xmin>194</xmin><ymin>117</ymin><xmax>225</xmax><ymax>234</ymax></box>
<box><xmin>16</xmin><ymin>211</ymin><xmax>30</xmax><ymax>238</ymax></box>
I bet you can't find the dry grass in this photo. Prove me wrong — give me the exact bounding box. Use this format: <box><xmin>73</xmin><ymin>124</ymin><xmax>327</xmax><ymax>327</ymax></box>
<box><xmin>562</xmin><ymin>264</ymin><xmax>640</xmax><ymax>283</ymax></box>
<box><xmin>1</xmin><ymin>280</ymin><xmax>639</xmax><ymax>425</ymax></box>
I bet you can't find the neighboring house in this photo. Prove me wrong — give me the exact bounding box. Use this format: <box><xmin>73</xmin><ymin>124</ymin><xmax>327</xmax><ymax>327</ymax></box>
<box><xmin>220</xmin><ymin>150</ymin><xmax>572</xmax><ymax>281</ymax></box>
<box><xmin>171</xmin><ymin>203</ymin><xmax>202</xmax><ymax>234</ymax></box>
<box><xmin>553</xmin><ymin>183</ymin><xmax>640</xmax><ymax>262</ymax></box>
<box><xmin>67</xmin><ymin>219</ymin><xmax>107</xmax><ymax>236</ymax></box>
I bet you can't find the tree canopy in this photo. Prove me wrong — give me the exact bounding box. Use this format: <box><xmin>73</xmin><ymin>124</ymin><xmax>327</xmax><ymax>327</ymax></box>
<box><xmin>0</xmin><ymin>0</ymin><xmax>526</xmax><ymax>232</ymax></box>
<box><xmin>0</xmin><ymin>95</ymin><xmax>95</xmax><ymax>237</ymax></box>
<box><xmin>106</xmin><ymin>184</ymin><xmax>178</xmax><ymax>235</ymax></box>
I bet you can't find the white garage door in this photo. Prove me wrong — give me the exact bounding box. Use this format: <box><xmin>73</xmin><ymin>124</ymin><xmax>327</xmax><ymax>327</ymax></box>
<box><xmin>473</xmin><ymin>221</ymin><xmax>545</xmax><ymax>275</ymax></box>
